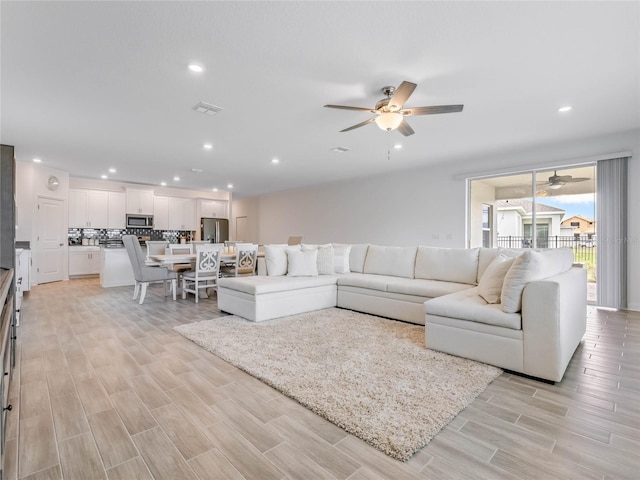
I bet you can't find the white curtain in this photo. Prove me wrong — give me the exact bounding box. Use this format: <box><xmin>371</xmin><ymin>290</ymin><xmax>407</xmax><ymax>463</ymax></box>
<box><xmin>596</xmin><ymin>157</ymin><xmax>628</xmax><ymax>309</ymax></box>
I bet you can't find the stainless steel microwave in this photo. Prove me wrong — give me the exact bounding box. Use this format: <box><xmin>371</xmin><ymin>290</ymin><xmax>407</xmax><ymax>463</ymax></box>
<box><xmin>126</xmin><ymin>214</ymin><xmax>153</xmax><ymax>229</ymax></box>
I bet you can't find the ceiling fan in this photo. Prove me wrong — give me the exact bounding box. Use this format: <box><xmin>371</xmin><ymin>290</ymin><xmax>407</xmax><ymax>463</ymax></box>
<box><xmin>324</xmin><ymin>81</ymin><xmax>463</xmax><ymax>137</ymax></box>
<box><xmin>539</xmin><ymin>170</ymin><xmax>590</xmax><ymax>190</ymax></box>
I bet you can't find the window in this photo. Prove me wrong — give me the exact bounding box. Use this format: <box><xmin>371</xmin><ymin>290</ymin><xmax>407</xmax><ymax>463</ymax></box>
<box><xmin>482</xmin><ymin>204</ymin><xmax>492</xmax><ymax>248</ymax></box>
<box><xmin>571</xmin><ymin>221</ymin><xmax>580</xmax><ymax>227</ymax></box>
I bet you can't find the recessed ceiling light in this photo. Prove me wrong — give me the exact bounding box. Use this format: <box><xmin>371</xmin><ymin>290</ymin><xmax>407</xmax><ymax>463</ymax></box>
<box><xmin>227</xmin><ymin>183</ymin><xmax>234</xmax><ymax>189</ymax></box>
<box><xmin>191</xmin><ymin>168</ymin><xmax>204</xmax><ymax>173</ymax></box>
<box><xmin>212</xmin><ymin>187</ymin><xmax>218</xmax><ymax>192</ymax></box>
<box><xmin>203</xmin><ymin>143</ymin><xmax>213</xmax><ymax>150</ymax></box>
<box><xmin>330</xmin><ymin>146</ymin><xmax>351</xmax><ymax>153</ymax></box>
<box><xmin>272</xmin><ymin>158</ymin><xmax>280</xmax><ymax>164</ymax></box>
<box><xmin>188</xmin><ymin>63</ymin><xmax>205</xmax><ymax>73</ymax></box>
<box><xmin>394</xmin><ymin>144</ymin><xmax>403</xmax><ymax>150</ymax></box>
<box><xmin>108</xmin><ymin>167</ymin><xmax>116</xmax><ymax>173</ymax></box>
<box><xmin>160</xmin><ymin>181</ymin><xmax>167</xmax><ymax>186</ymax></box>
<box><xmin>33</xmin><ymin>158</ymin><xmax>42</xmax><ymax>163</ymax></box>
<box><xmin>558</xmin><ymin>106</ymin><xmax>572</xmax><ymax>113</ymax></box>
<box><xmin>173</xmin><ymin>176</ymin><xmax>180</xmax><ymax>181</ymax></box>
<box><xmin>100</xmin><ymin>174</ymin><xmax>108</xmax><ymax>180</ymax></box>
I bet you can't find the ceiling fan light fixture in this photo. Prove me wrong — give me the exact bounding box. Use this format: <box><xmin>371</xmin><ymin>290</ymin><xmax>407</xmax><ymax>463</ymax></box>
<box><xmin>548</xmin><ymin>183</ymin><xmax>563</xmax><ymax>190</ymax></box>
<box><xmin>375</xmin><ymin>112</ymin><xmax>403</xmax><ymax>131</ymax></box>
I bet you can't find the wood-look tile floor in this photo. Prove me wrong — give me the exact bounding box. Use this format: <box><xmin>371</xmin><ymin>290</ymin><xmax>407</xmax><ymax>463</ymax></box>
<box><xmin>4</xmin><ymin>277</ymin><xmax>639</xmax><ymax>479</ymax></box>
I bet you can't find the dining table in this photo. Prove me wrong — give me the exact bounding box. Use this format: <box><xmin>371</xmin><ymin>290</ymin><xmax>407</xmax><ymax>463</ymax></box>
<box><xmin>149</xmin><ymin>250</ymin><xmax>266</xmax><ymax>275</ymax></box>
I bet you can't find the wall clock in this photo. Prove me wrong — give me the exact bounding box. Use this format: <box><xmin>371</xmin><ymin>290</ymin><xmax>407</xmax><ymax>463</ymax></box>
<box><xmin>47</xmin><ymin>175</ymin><xmax>60</xmax><ymax>191</ymax></box>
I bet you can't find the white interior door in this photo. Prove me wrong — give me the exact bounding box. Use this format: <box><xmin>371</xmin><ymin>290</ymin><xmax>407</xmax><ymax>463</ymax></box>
<box><xmin>236</xmin><ymin>216</ymin><xmax>248</xmax><ymax>242</ymax></box>
<box><xmin>37</xmin><ymin>197</ymin><xmax>65</xmax><ymax>283</ymax></box>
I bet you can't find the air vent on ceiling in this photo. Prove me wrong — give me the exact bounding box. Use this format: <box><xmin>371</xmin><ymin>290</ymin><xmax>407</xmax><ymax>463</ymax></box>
<box><xmin>192</xmin><ymin>102</ymin><xmax>223</xmax><ymax>115</ymax></box>
<box><xmin>330</xmin><ymin>146</ymin><xmax>351</xmax><ymax>153</ymax></box>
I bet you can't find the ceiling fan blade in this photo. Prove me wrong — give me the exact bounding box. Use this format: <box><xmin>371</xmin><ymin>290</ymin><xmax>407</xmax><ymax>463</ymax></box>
<box><xmin>339</xmin><ymin>117</ymin><xmax>376</xmax><ymax>132</ymax></box>
<box><xmin>396</xmin><ymin>119</ymin><xmax>415</xmax><ymax>137</ymax></box>
<box><xmin>563</xmin><ymin>177</ymin><xmax>590</xmax><ymax>183</ymax></box>
<box><xmin>402</xmin><ymin>104</ymin><xmax>464</xmax><ymax>116</ymax></box>
<box><xmin>388</xmin><ymin>81</ymin><xmax>417</xmax><ymax>110</ymax></box>
<box><xmin>324</xmin><ymin>104</ymin><xmax>377</xmax><ymax>113</ymax></box>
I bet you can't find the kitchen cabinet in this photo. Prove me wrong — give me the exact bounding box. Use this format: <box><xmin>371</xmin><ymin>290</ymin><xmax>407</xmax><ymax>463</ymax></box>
<box><xmin>168</xmin><ymin>197</ymin><xmax>196</xmax><ymax>231</ymax></box>
<box><xmin>107</xmin><ymin>192</ymin><xmax>126</xmax><ymax>229</ymax></box>
<box><xmin>199</xmin><ymin>199</ymin><xmax>228</xmax><ymax>219</ymax></box>
<box><xmin>15</xmin><ymin>248</ymin><xmax>30</xmax><ymax>293</ymax></box>
<box><xmin>69</xmin><ymin>189</ymin><xmax>109</xmax><ymax>228</ymax></box>
<box><xmin>69</xmin><ymin>246</ymin><xmax>101</xmax><ymax>276</ymax></box>
<box><xmin>153</xmin><ymin>196</ymin><xmax>169</xmax><ymax>230</ymax></box>
<box><xmin>126</xmin><ymin>188</ymin><xmax>154</xmax><ymax>215</ymax></box>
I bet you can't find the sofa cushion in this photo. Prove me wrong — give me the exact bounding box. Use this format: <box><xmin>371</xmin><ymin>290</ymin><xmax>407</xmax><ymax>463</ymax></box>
<box><xmin>218</xmin><ymin>275</ymin><xmax>338</xmax><ymax>295</ymax></box>
<box><xmin>336</xmin><ymin>273</ymin><xmax>395</xmax><ymax>292</ymax></box>
<box><xmin>332</xmin><ymin>245</ymin><xmax>351</xmax><ymax>274</ymax></box>
<box><xmin>287</xmin><ymin>248</ymin><xmax>318</xmax><ymax>277</ymax></box>
<box><xmin>477</xmin><ymin>248</ymin><xmax>524</xmax><ymax>282</ymax></box>
<box><xmin>302</xmin><ymin>244</ymin><xmax>335</xmax><ymax>275</ymax></box>
<box><xmin>501</xmin><ymin>247</ymin><xmax>574</xmax><ymax>313</ymax></box>
<box><xmin>478</xmin><ymin>253</ymin><xmax>516</xmax><ymax>304</ymax></box>
<box><xmin>425</xmin><ymin>287</ymin><xmax>522</xmax><ymax>330</ymax></box>
<box><xmin>348</xmin><ymin>244</ymin><xmax>369</xmax><ymax>273</ymax></box>
<box><xmin>415</xmin><ymin>247</ymin><xmax>479</xmax><ymax>285</ymax></box>
<box><xmin>363</xmin><ymin>245</ymin><xmax>417</xmax><ymax>279</ymax></box>
<box><xmin>265</xmin><ymin>244</ymin><xmax>300</xmax><ymax>276</ymax></box>
<box><xmin>386</xmin><ymin>277</ymin><xmax>473</xmax><ymax>298</ymax></box>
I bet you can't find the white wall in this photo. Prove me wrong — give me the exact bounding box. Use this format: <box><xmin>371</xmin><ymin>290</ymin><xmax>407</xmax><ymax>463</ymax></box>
<box><xmin>235</xmin><ymin>129</ymin><xmax>640</xmax><ymax>310</ymax></box>
<box><xmin>469</xmin><ymin>180</ymin><xmax>495</xmax><ymax>248</ymax></box>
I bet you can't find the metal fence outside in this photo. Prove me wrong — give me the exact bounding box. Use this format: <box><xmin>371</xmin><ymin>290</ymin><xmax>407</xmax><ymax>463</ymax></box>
<box><xmin>496</xmin><ymin>235</ymin><xmax>596</xmax><ymax>282</ymax></box>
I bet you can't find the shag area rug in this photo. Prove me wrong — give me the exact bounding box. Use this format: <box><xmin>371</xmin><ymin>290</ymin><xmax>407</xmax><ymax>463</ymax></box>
<box><xmin>174</xmin><ymin>308</ymin><xmax>502</xmax><ymax>461</ymax></box>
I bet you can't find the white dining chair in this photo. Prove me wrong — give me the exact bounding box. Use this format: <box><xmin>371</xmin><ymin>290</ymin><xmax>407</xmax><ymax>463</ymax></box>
<box><xmin>220</xmin><ymin>243</ymin><xmax>258</xmax><ymax>277</ymax></box>
<box><xmin>122</xmin><ymin>235</ymin><xmax>177</xmax><ymax>305</ymax></box>
<box><xmin>167</xmin><ymin>243</ymin><xmax>193</xmax><ymax>271</ymax></box>
<box><xmin>182</xmin><ymin>244</ymin><xmax>223</xmax><ymax>303</ymax></box>
<box><xmin>145</xmin><ymin>240</ymin><xmax>169</xmax><ymax>266</ymax></box>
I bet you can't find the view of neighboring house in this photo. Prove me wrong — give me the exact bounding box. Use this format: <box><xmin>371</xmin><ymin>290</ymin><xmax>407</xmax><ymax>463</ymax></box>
<box><xmin>561</xmin><ymin>215</ymin><xmax>597</xmax><ymax>237</ymax></box>
<box><xmin>495</xmin><ymin>199</ymin><xmax>566</xmax><ymax>247</ymax></box>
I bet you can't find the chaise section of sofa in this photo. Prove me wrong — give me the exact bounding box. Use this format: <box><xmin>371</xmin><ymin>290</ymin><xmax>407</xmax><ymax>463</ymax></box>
<box><xmin>217</xmin><ymin>275</ymin><xmax>339</xmax><ymax>322</ymax></box>
<box><xmin>424</xmin><ymin>248</ymin><xmax>587</xmax><ymax>382</ymax></box>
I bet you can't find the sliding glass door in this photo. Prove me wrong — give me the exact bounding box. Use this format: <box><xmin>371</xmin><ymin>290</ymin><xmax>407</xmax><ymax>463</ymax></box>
<box><xmin>468</xmin><ymin>165</ymin><xmax>596</xmax><ymax>303</ymax></box>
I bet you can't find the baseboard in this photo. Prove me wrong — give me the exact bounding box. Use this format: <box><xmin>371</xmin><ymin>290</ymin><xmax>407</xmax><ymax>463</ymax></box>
<box><xmin>627</xmin><ymin>303</ymin><xmax>640</xmax><ymax>312</ymax></box>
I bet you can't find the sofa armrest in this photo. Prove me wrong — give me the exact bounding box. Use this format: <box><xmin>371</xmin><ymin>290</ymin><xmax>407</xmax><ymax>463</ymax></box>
<box><xmin>521</xmin><ymin>267</ymin><xmax>587</xmax><ymax>382</ymax></box>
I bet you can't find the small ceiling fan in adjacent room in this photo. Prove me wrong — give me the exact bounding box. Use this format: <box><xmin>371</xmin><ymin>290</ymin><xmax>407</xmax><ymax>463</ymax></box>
<box><xmin>539</xmin><ymin>170</ymin><xmax>590</xmax><ymax>190</ymax></box>
<box><xmin>324</xmin><ymin>81</ymin><xmax>463</xmax><ymax>136</ymax></box>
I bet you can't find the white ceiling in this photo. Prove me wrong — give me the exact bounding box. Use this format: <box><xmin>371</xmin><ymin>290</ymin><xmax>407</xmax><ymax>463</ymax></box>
<box><xmin>1</xmin><ymin>1</ymin><xmax>638</xmax><ymax>197</ymax></box>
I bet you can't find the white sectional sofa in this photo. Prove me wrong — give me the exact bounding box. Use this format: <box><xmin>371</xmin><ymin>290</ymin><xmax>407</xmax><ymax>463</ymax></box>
<box><xmin>217</xmin><ymin>243</ymin><xmax>587</xmax><ymax>382</ymax></box>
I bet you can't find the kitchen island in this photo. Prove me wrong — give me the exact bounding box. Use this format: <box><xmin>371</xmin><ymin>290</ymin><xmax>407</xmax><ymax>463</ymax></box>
<box><xmin>100</xmin><ymin>246</ymin><xmax>135</xmax><ymax>287</ymax></box>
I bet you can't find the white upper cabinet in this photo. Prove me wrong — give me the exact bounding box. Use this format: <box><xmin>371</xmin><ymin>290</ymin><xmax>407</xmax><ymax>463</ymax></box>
<box><xmin>199</xmin><ymin>199</ymin><xmax>228</xmax><ymax>219</ymax></box>
<box><xmin>126</xmin><ymin>188</ymin><xmax>154</xmax><ymax>215</ymax></box>
<box><xmin>153</xmin><ymin>196</ymin><xmax>169</xmax><ymax>230</ymax></box>
<box><xmin>69</xmin><ymin>189</ymin><xmax>108</xmax><ymax>228</ymax></box>
<box><xmin>107</xmin><ymin>192</ymin><xmax>126</xmax><ymax>229</ymax></box>
<box><xmin>168</xmin><ymin>197</ymin><xmax>196</xmax><ymax>231</ymax></box>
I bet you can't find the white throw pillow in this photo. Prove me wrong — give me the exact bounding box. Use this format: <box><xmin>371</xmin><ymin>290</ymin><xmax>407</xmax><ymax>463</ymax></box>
<box><xmin>477</xmin><ymin>253</ymin><xmax>516</xmax><ymax>304</ymax></box>
<box><xmin>286</xmin><ymin>249</ymin><xmax>318</xmax><ymax>277</ymax></box>
<box><xmin>501</xmin><ymin>247</ymin><xmax>574</xmax><ymax>313</ymax></box>
<box><xmin>265</xmin><ymin>244</ymin><xmax>299</xmax><ymax>276</ymax></box>
<box><xmin>302</xmin><ymin>244</ymin><xmax>335</xmax><ymax>275</ymax></box>
<box><xmin>333</xmin><ymin>245</ymin><xmax>351</xmax><ymax>274</ymax></box>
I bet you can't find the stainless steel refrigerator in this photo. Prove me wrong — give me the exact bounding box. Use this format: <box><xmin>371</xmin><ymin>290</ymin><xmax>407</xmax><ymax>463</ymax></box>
<box><xmin>200</xmin><ymin>218</ymin><xmax>229</xmax><ymax>243</ymax></box>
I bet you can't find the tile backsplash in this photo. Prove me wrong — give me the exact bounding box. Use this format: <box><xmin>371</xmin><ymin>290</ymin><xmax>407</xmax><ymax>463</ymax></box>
<box><xmin>68</xmin><ymin>228</ymin><xmax>193</xmax><ymax>245</ymax></box>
